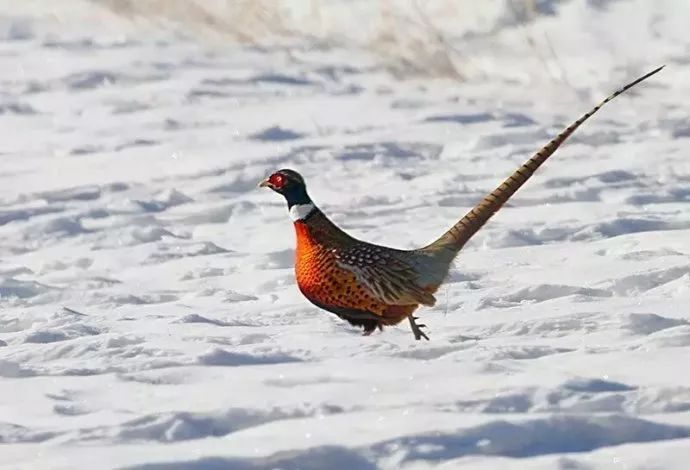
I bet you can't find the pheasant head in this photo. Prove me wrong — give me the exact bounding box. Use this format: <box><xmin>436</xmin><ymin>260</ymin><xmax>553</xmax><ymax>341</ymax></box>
<box><xmin>259</xmin><ymin>169</ymin><xmax>315</xmax><ymax>221</ymax></box>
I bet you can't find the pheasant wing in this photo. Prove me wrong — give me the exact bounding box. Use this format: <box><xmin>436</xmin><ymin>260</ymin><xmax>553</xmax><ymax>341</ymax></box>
<box><xmin>334</xmin><ymin>246</ymin><xmax>436</xmax><ymax>306</ymax></box>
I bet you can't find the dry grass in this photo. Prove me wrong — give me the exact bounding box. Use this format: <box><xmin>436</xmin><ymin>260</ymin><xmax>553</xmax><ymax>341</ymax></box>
<box><xmin>95</xmin><ymin>0</ymin><xmax>557</xmax><ymax>81</ymax></box>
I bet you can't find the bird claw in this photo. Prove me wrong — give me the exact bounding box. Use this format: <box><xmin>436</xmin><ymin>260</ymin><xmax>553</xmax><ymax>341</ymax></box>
<box><xmin>408</xmin><ymin>316</ymin><xmax>430</xmax><ymax>341</ymax></box>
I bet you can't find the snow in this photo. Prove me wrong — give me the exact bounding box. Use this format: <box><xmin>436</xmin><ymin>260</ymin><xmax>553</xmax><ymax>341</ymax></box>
<box><xmin>1</xmin><ymin>0</ymin><xmax>690</xmax><ymax>468</ymax></box>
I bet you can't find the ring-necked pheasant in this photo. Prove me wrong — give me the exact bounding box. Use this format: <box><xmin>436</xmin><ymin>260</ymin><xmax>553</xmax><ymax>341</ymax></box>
<box><xmin>259</xmin><ymin>66</ymin><xmax>662</xmax><ymax>340</ymax></box>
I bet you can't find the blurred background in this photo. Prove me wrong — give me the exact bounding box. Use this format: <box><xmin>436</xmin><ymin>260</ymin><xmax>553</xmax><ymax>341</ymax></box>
<box><xmin>3</xmin><ymin>0</ymin><xmax>686</xmax><ymax>201</ymax></box>
<box><xmin>5</xmin><ymin>0</ymin><xmax>689</xmax><ymax>83</ymax></box>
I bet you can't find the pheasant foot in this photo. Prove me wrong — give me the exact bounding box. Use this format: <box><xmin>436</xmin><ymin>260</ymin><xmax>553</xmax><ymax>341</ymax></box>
<box><xmin>409</xmin><ymin>315</ymin><xmax>429</xmax><ymax>341</ymax></box>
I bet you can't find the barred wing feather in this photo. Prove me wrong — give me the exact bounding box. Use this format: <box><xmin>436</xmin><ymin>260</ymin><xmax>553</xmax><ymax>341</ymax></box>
<box><xmin>334</xmin><ymin>246</ymin><xmax>436</xmax><ymax>306</ymax></box>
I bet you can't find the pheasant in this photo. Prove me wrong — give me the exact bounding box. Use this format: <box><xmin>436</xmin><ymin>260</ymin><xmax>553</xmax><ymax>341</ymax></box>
<box><xmin>259</xmin><ymin>66</ymin><xmax>662</xmax><ymax>340</ymax></box>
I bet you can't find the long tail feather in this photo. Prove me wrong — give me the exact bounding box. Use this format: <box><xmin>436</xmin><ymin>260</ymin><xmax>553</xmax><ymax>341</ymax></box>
<box><xmin>426</xmin><ymin>66</ymin><xmax>663</xmax><ymax>253</ymax></box>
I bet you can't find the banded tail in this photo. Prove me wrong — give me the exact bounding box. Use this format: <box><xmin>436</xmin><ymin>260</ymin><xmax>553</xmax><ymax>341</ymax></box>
<box><xmin>427</xmin><ymin>66</ymin><xmax>663</xmax><ymax>253</ymax></box>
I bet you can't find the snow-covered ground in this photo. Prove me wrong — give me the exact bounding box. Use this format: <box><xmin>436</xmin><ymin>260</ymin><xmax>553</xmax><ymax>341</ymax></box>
<box><xmin>1</xmin><ymin>1</ymin><xmax>690</xmax><ymax>468</ymax></box>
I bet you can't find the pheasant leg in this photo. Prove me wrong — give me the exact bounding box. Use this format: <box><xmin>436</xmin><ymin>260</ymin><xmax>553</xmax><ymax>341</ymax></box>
<box><xmin>408</xmin><ymin>316</ymin><xmax>429</xmax><ymax>341</ymax></box>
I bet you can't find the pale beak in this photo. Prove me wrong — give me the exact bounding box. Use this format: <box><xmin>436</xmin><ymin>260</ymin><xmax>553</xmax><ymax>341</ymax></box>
<box><xmin>258</xmin><ymin>178</ymin><xmax>271</xmax><ymax>188</ymax></box>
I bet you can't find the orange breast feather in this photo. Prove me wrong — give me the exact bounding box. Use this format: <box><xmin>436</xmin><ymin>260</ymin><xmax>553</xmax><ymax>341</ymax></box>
<box><xmin>293</xmin><ymin>222</ymin><xmax>395</xmax><ymax>318</ymax></box>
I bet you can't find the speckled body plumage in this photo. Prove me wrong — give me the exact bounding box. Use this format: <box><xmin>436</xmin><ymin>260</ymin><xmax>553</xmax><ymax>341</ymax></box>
<box><xmin>259</xmin><ymin>67</ymin><xmax>662</xmax><ymax>339</ymax></box>
<box><xmin>292</xmin><ymin>212</ymin><xmax>426</xmax><ymax>333</ymax></box>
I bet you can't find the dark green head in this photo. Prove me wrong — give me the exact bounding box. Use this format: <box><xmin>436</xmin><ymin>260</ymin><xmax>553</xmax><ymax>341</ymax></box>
<box><xmin>259</xmin><ymin>169</ymin><xmax>311</xmax><ymax>208</ymax></box>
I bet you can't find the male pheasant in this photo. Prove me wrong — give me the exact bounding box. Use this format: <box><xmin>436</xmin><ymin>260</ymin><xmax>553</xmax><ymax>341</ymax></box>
<box><xmin>259</xmin><ymin>67</ymin><xmax>662</xmax><ymax>340</ymax></box>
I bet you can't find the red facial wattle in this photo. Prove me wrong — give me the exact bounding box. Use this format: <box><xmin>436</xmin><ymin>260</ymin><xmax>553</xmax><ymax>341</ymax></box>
<box><xmin>270</xmin><ymin>173</ymin><xmax>285</xmax><ymax>189</ymax></box>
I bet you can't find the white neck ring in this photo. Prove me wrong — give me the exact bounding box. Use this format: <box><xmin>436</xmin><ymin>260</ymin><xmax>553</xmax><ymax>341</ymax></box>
<box><xmin>289</xmin><ymin>203</ymin><xmax>315</xmax><ymax>221</ymax></box>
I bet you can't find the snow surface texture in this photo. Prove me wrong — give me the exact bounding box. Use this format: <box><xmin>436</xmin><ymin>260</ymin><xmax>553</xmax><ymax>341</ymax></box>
<box><xmin>1</xmin><ymin>0</ymin><xmax>690</xmax><ymax>468</ymax></box>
